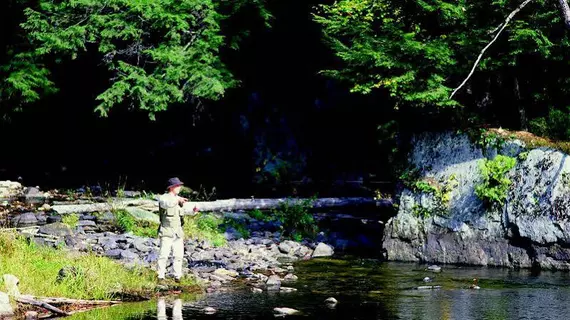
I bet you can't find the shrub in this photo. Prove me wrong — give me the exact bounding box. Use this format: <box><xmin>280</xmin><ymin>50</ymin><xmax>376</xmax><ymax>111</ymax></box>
<box><xmin>271</xmin><ymin>196</ymin><xmax>318</xmax><ymax>240</ymax></box>
<box><xmin>475</xmin><ymin>155</ymin><xmax>517</xmax><ymax>208</ymax></box>
<box><xmin>62</xmin><ymin>214</ymin><xmax>79</xmax><ymax>228</ymax></box>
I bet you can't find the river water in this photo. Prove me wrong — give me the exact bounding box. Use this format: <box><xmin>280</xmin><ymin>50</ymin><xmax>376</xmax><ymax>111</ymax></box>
<box><xmin>67</xmin><ymin>257</ymin><xmax>570</xmax><ymax>320</ymax></box>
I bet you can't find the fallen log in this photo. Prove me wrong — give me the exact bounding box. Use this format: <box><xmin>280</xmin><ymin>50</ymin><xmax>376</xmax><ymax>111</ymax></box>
<box><xmin>16</xmin><ymin>296</ymin><xmax>69</xmax><ymax>316</ymax></box>
<box><xmin>51</xmin><ymin>197</ymin><xmax>392</xmax><ymax>215</ymax></box>
<box><xmin>19</xmin><ymin>295</ymin><xmax>121</xmax><ymax>306</ymax></box>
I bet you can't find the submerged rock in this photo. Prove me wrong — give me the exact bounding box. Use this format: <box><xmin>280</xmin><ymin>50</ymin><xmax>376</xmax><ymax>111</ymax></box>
<box><xmin>311</xmin><ymin>243</ymin><xmax>334</xmax><ymax>258</ymax></box>
<box><xmin>273</xmin><ymin>307</ymin><xmax>301</xmax><ymax>316</ymax></box>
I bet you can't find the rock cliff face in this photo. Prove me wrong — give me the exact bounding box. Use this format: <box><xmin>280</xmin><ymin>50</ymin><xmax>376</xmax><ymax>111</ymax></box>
<box><xmin>383</xmin><ymin>131</ymin><xmax>570</xmax><ymax>270</ymax></box>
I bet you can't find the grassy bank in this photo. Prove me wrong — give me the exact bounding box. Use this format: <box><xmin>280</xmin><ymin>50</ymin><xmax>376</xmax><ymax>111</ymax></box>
<box><xmin>0</xmin><ymin>232</ymin><xmax>197</xmax><ymax>300</ymax></box>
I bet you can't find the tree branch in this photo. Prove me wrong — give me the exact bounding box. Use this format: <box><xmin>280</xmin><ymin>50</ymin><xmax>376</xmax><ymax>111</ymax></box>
<box><xmin>449</xmin><ymin>0</ymin><xmax>534</xmax><ymax>99</ymax></box>
<box><xmin>557</xmin><ymin>0</ymin><xmax>570</xmax><ymax>29</ymax></box>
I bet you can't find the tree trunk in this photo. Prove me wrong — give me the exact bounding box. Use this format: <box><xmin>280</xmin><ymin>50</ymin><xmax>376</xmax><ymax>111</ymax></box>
<box><xmin>16</xmin><ymin>297</ymin><xmax>70</xmax><ymax>316</ymax></box>
<box><xmin>514</xmin><ymin>76</ymin><xmax>527</xmax><ymax>130</ymax></box>
<box><xmin>557</xmin><ymin>0</ymin><xmax>570</xmax><ymax>29</ymax></box>
<box><xmin>51</xmin><ymin>197</ymin><xmax>391</xmax><ymax>215</ymax></box>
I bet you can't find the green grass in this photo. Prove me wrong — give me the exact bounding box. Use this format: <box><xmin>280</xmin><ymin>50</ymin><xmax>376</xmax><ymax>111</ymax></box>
<box><xmin>183</xmin><ymin>214</ymin><xmax>227</xmax><ymax>247</ymax></box>
<box><xmin>113</xmin><ymin>210</ymin><xmax>159</xmax><ymax>238</ymax></box>
<box><xmin>62</xmin><ymin>214</ymin><xmax>79</xmax><ymax>228</ymax></box>
<box><xmin>0</xmin><ymin>232</ymin><xmax>197</xmax><ymax>300</ymax></box>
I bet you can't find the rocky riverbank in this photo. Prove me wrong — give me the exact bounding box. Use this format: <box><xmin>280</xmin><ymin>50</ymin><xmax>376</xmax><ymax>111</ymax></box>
<box><xmin>383</xmin><ymin>129</ymin><xmax>570</xmax><ymax>270</ymax></box>
<box><xmin>1</xmin><ymin>184</ymin><xmax>336</xmax><ymax>299</ymax></box>
<box><xmin>7</xmin><ymin>217</ymin><xmax>333</xmax><ymax>293</ymax></box>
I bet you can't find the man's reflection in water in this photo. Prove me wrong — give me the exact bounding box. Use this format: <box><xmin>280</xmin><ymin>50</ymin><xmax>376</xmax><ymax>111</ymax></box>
<box><xmin>173</xmin><ymin>299</ymin><xmax>183</xmax><ymax>320</ymax></box>
<box><xmin>157</xmin><ymin>298</ymin><xmax>183</xmax><ymax>320</ymax></box>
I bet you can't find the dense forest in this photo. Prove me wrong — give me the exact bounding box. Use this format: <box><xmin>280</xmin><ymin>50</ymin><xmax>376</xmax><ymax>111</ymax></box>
<box><xmin>2</xmin><ymin>0</ymin><xmax>570</xmax><ymax>196</ymax></box>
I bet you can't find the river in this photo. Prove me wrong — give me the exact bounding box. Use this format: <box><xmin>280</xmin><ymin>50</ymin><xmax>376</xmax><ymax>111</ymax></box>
<box><xmin>66</xmin><ymin>257</ymin><xmax>570</xmax><ymax>320</ymax></box>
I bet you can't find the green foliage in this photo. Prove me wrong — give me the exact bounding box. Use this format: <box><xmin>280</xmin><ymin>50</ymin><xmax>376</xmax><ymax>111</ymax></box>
<box><xmin>271</xmin><ymin>197</ymin><xmax>318</xmax><ymax>240</ymax></box>
<box><xmin>409</xmin><ymin>174</ymin><xmax>458</xmax><ymax>218</ymax></box>
<box><xmin>412</xmin><ymin>204</ymin><xmax>431</xmax><ymax>219</ymax></box>
<box><xmin>399</xmin><ymin>167</ymin><xmax>422</xmax><ymax>188</ymax></box>
<box><xmin>248</xmin><ymin>209</ymin><xmax>270</xmax><ymax>221</ymax></box>
<box><xmin>470</xmin><ymin>129</ymin><xmax>508</xmax><ymax>151</ymax></box>
<box><xmin>475</xmin><ymin>155</ymin><xmax>517</xmax><ymax>207</ymax></box>
<box><xmin>183</xmin><ymin>213</ymin><xmax>226</xmax><ymax>247</ymax></box>
<box><xmin>112</xmin><ymin>209</ymin><xmax>158</xmax><ymax>238</ymax></box>
<box><xmin>114</xmin><ymin>209</ymin><xmax>136</xmax><ymax>233</ymax></box>
<box><xmin>2</xmin><ymin>0</ymin><xmax>271</xmax><ymax>118</ymax></box>
<box><xmin>222</xmin><ymin>217</ymin><xmax>250</xmax><ymax>239</ymax></box>
<box><xmin>529</xmin><ymin>107</ymin><xmax>570</xmax><ymax>141</ymax></box>
<box><xmin>62</xmin><ymin>214</ymin><xmax>79</xmax><ymax>228</ymax></box>
<box><xmin>313</xmin><ymin>0</ymin><xmax>570</xmax><ymax>112</ymax></box>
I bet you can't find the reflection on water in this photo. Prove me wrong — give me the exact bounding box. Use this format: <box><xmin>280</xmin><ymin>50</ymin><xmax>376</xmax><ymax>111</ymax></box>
<box><xmin>74</xmin><ymin>258</ymin><xmax>570</xmax><ymax>320</ymax></box>
<box><xmin>157</xmin><ymin>299</ymin><xmax>182</xmax><ymax>320</ymax></box>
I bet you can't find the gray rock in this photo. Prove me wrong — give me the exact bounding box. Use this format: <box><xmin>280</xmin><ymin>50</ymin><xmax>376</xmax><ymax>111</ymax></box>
<box><xmin>96</xmin><ymin>211</ymin><xmax>116</xmax><ymax>224</ymax></box>
<box><xmin>0</xmin><ymin>292</ymin><xmax>13</xmax><ymax>317</ymax></box>
<box><xmin>64</xmin><ymin>235</ymin><xmax>77</xmax><ymax>247</ymax></box>
<box><xmin>145</xmin><ymin>251</ymin><xmax>159</xmax><ymax>263</ymax></box>
<box><xmin>325</xmin><ymin>297</ymin><xmax>338</xmax><ymax>306</ymax></box>
<box><xmin>104</xmin><ymin>249</ymin><xmax>122</xmax><ymax>259</ymax></box>
<box><xmin>122</xmin><ymin>191</ymin><xmax>141</xmax><ymax>198</ymax></box>
<box><xmin>38</xmin><ymin>222</ymin><xmax>72</xmax><ymax>237</ymax></box>
<box><xmin>12</xmin><ymin>212</ymin><xmax>38</xmax><ymax>227</ymax></box>
<box><xmin>124</xmin><ymin>207</ymin><xmax>160</xmax><ymax>224</ymax></box>
<box><xmin>80</xmin><ymin>215</ymin><xmax>97</xmax><ymax>221</ymax></box>
<box><xmin>35</xmin><ymin>213</ymin><xmax>47</xmax><ymax>226</ymax></box>
<box><xmin>133</xmin><ymin>239</ymin><xmax>151</xmax><ymax>253</ymax></box>
<box><xmin>311</xmin><ymin>243</ymin><xmax>334</xmax><ymax>258</ymax></box>
<box><xmin>381</xmin><ymin>131</ymin><xmax>570</xmax><ymax>269</ymax></box>
<box><xmin>120</xmin><ymin>250</ymin><xmax>139</xmax><ymax>261</ymax></box>
<box><xmin>47</xmin><ymin>215</ymin><xmax>63</xmax><ymax>224</ymax></box>
<box><xmin>23</xmin><ymin>187</ymin><xmax>46</xmax><ymax>204</ymax></box>
<box><xmin>203</xmin><ymin>307</ymin><xmax>216</xmax><ymax>314</ymax></box>
<box><xmin>24</xmin><ymin>187</ymin><xmax>40</xmax><ymax>195</ymax></box>
<box><xmin>278</xmin><ymin>241</ymin><xmax>294</xmax><ymax>254</ymax></box>
<box><xmin>99</xmin><ymin>237</ymin><xmax>118</xmax><ymax>248</ymax></box>
<box><xmin>283</xmin><ymin>273</ymin><xmax>298</xmax><ymax>282</ymax></box>
<box><xmin>273</xmin><ymin>307</ymin><xmax>300</xmax><ymax>316</ymax></box>
<box><xmin>266</xmin><ymin>274</ymin><xmax>281</xmax><ymax>290</ymax></box>
<box><xmin>78</xmin><ymin>220</ymin><xmax>97</xmax><ymax>227</ymax></box>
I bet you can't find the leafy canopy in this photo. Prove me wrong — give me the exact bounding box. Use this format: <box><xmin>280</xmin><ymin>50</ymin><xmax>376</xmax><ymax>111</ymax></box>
<box><xmin>313</xmin><ymin>0</ymin><xmax>569</xmax><ymax>111</ymax></box>
<box><xmin>1</xmin><ymin>0</ymin><xmax>270</xmax><ymax>119</ymax></box>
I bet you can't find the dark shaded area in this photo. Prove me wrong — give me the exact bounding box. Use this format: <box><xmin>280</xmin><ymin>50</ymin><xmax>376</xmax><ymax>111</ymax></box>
<box><xmin>0</xmin><ymin>0</ymin><xmax>393</xmax><ymax>197</ymax></box>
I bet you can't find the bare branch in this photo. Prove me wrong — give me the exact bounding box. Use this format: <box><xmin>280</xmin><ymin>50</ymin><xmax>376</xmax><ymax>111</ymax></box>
<box><xmin>450</xmin><ymin>0</ymin><xmax>534</xmax><ymax>100</ymax></box>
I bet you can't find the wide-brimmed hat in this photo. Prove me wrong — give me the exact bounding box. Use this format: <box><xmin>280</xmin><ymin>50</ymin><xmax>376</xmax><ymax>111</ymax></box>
<box><xmin>167</xmin><ymin>177</ymin><xmax>184</xmax><ymax>189</ymax></box>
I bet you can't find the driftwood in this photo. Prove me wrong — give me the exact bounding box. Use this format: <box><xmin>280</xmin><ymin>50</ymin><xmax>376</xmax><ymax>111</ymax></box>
<box><xmin>20</xmin><ymin>295</ymin><xmax>121</xmax><ymax>306</ymax></box>
<box><xmin>51</xmin><ymin>197</ymin><xmax>392</xmax><ymax>215</ymax></box>
<box><xmin>16</xmin><ymin>296</ymin><xmax>69</xmax><ymax>316</ymax></box>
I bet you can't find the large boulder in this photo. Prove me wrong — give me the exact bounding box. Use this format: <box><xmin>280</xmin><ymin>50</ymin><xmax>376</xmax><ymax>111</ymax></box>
<box><xmin>383</xmin><ymin>131</ymin><xmax>570</xmax><ymax>270</ymax></box>
<box><xmin>11</xmin><ymin>212</ymin><xmax>38</xmax><ymax>227</ymax></box>
<box><xmin>311</xmin><ymin>243</ymin><xmax>334</xmax><ymax>258</ymax></box>
<box><xmin>38</xmin><ymin>222</ymin><xmax>72</xmax><ymax>237</ymax></box>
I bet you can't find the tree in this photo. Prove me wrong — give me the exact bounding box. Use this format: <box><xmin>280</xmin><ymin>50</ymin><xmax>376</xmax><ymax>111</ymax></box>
<box><xmin>313</xmin><ymin>0</ymin><xmax>570</xmax><ymax>127</ymax></box>
<box><xmin>0</xmin><ymin>0</ymin><xmax>270</xmax><ymax>119</ymax></box>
